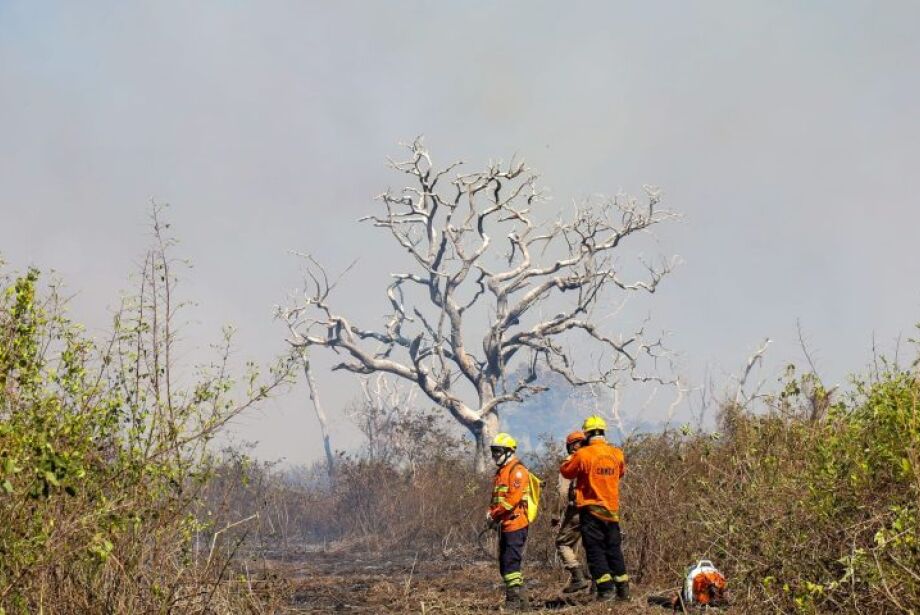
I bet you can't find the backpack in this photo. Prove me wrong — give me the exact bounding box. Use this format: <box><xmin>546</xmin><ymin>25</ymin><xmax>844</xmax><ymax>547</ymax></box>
<box><xmin>682</xmin><ymin>560</ymin><xmax>727</xmax><ymax>607</ymax></box>
<box><xmin>510</xmin><ymin>461</ymin><xmax>543</xmax><ymax>523</ymax></box>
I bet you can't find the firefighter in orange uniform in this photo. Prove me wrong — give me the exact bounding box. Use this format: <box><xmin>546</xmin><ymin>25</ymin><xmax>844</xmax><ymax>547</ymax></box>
<box><xmin>559</xmin><ymin>415</ymin><xmax>630</xmax><ymax>602</ymax></box>
<box><xmin>486</xmin><ymin>432</ymin><xmax>530</xmax><ymax>610</ymax></box>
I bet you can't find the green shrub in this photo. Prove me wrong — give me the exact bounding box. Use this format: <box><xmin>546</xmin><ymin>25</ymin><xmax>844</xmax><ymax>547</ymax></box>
<box><xmin>0</xmin><ymin>218</ymin><xmax>292</xmax><ymax>613</ymax></box>
<box><xmin>659</xmin><ymin>369</ymin><xmax>920</xmax><ymax>613</ymax></box>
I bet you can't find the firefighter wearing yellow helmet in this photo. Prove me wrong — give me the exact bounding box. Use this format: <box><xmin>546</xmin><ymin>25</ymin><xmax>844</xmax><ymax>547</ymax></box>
<box><xmin>486</xmin><ymin>432</ymin><xmax>531</xmax><ymax>611</ymax></box>
<box><xmin>582</xmin><ymin>415</ymin><xmax>607</xmax><ymax>432</ymax></box>
<box><xmin>560</xmin><ymin>415</ymin><xmax>630</xmax><ymax>602</ymax></box>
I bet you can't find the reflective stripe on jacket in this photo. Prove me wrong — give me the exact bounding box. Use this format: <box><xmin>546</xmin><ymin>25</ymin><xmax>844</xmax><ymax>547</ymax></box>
<box><xmin>489</xmin><ymin>457</ymin><xmax>530</xmax><ymax>532</ymax></box>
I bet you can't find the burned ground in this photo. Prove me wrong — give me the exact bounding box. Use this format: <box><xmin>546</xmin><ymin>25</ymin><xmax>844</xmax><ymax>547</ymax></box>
<box><xmin>247</xmin><ymin>548</ymin><xmax>734</xmax><ymax>614</ymax></box>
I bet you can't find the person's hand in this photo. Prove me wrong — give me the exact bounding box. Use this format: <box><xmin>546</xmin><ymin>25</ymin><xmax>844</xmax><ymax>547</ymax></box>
<box><xmin>550</xmin><ymin>516</ymin><xmax>561</xmax><ymax>528</ymax></box>
<box><xmin>485</xmin><ymin>511</ymin><xmax>498</xmax><ymax>530</ymax></box>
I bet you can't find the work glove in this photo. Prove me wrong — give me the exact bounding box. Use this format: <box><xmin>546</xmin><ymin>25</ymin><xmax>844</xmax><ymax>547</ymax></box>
<box><xmin>485</xmin><ymin>512</ymin><xmax>499</xmax><ymax>530</ymax></box>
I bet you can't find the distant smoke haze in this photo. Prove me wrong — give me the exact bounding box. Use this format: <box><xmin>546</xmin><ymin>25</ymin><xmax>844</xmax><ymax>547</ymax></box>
<box><xmin>2</xmin><ymin>1</ymin><xmax>919</xmax><ymax>464</ymax></box>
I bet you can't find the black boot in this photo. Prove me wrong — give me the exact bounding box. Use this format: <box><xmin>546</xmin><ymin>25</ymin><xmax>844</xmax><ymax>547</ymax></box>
<box><xmin>596</xmin><ymin>581</ymin><xmax>616</xmax><ymax>601</ymax></box>
<box><xmin>505</xmin><ymin>585</ymin><xmax>529</xmax><ymax>611</ymax></box>
<box><xmin>615</xmin><ymin>580</ymin><xmax>631</xmax><ymax>601</ymax></box>
<box><xmin>562</xmin><ymin>566</ymin><xmax>590</xmax><ymax>594</ymax></box>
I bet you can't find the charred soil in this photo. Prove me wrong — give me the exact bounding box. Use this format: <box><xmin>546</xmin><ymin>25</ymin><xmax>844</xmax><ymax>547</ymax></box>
<box><xmin>254</xmin><ymin>548</ymin><xmax>738</xmax><ymax>614</ymax></box>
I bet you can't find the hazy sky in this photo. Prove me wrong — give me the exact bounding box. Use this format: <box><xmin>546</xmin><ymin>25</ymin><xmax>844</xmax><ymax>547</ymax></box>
<box><xmin>2</xmin><ymin>2</ymin><xmax>919</xmax><ymax>464</ymax></box>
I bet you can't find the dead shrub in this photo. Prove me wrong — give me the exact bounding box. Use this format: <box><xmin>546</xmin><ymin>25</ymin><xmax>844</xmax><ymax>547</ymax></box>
<box><xmin>238</xmin><ymin>365</ymin><xmax>920</xmax><ymax>613</ymax></box>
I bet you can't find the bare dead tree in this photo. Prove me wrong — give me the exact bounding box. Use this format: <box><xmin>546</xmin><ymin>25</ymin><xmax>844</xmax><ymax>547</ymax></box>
<box><xmin>300</xmin><ymin>350</ymin><xmax>335</xmax><ymax>478</ymax></box>
<box><xmin>350</xmin><ymin>374</ymin><xmax>418</xmax><ymax>464</ymax></box>
<box><xmin>734</xmin><ymin>337</ymin><xmax>772</xmax><ymax>406</ymax></box>
<box><xmin>345</xmin><ymin>374</ymin><xmax>446</xmax><ymax>476</ymax></box>
<box><xmin>277</xmin><ymin>139</ymin><xmax>678</xmax><ymax>470</ymax></box>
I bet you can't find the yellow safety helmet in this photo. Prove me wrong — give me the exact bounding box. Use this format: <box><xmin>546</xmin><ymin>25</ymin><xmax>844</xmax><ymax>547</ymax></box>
<box><xmin>582</xmin><ymin>415</ymin><xmax>607</xmax><ymax>433</ymax></box>
<box><xmin>491</xmin><ymin>432</ymin><xmax>518</xmax><ymax>450</ymax></box>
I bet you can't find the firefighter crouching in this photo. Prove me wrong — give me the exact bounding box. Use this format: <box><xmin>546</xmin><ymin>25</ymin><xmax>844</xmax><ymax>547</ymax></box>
<box><xmin>486</xmin><ymin>433</ymin><xmax>530</xmax><ymax>610</ymax></box>
<box><xmin>559</xmin><ymin>415</ymin><xmax>630</xmax><ymax>602</ymax></box>
<box><xmin>552</xmin><ymin>430</ymin><xmax>591</xmax><ymax>594</ymax></box>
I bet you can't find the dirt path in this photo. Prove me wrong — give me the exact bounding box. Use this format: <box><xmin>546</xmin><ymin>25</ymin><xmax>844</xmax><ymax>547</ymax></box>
<box><xmin>252</xmin><ymin>549</ymin><xmax>739</xmax><ymax>614</ymax></box>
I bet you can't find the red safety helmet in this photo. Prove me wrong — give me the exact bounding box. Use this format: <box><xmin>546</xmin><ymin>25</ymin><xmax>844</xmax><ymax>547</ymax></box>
<box><xmin>566</xmin><ymin>430</ymin><xmax>586</xmax><ymax>447</ymax></box>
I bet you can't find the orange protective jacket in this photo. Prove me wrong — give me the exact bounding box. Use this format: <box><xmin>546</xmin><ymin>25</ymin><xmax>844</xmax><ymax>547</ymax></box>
<box><xmin>559</xmin><ymin>438</ymin><xmax>626</xmax><ymax>521</ymax></box>
<box><xmin>489</xmin><ymin>457</ymin><xmax>530</xmax><ymax>532</ymax></box>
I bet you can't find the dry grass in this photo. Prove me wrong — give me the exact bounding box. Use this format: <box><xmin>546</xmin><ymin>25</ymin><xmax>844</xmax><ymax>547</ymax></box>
<box><xmin>247</xmin><ymin>547</ymin><xmax>743</xmax><ymax>614</ymax></box>
<box><xmin>221</xmin><ymin>369</ymin><xmax>920</xmax><ymax>613</ymax></box>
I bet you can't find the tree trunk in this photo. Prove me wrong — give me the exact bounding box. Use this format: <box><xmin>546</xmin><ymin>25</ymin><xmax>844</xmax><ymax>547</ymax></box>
<box><xmin>471</xmin><ymin>411</ymin><xmax>500</xmax><ymax>473</ymax></box>
<box><xmin>301</xmin><ymin>351</ymin><xmax>335</xmax><ymax>479</ymax></box>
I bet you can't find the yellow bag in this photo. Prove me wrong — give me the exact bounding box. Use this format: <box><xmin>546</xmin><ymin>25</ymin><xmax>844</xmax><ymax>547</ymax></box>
<box><xmin>525</xmin><ymin>471</ymin><xmax>543</xmax><ymax>523</ymax></box>
<box><xmin>512</xmin><ymin>461</ymin><xmax>543</xmax><ymax>523</ymax></box>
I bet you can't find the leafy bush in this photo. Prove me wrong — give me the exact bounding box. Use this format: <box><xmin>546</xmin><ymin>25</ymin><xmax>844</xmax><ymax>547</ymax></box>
<box><xmin>621</xmin><ymin>368</ymin><xmax>920</xmax><ymax>613</ymax></box>
<box><xmin>0</xmin><ymin>215</ymin><xmax>292</xmax><ymax>613</ymax></box>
